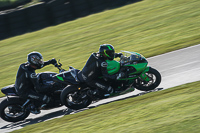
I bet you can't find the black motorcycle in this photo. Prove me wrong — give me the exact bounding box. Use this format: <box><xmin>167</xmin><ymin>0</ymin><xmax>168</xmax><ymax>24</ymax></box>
<box><xmin>0</xmin><ymin>61</ymin><xmax>67</xmax><ymax>122</ymax></box>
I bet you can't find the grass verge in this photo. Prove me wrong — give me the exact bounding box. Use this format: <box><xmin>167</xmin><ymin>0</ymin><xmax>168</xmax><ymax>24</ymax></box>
<box><xmin>1</xmin><ymin>0</ymin><xmax>200</xmax><ymax>97</ymax></box>
<box><xmin>11</xmin><ymin>81</ymin><xmax>200</xmax><ymax>133</ymax></box>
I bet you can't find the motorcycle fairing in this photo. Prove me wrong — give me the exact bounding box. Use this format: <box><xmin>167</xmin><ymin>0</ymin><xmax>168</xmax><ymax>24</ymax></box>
<box><xmin>53</xmin><ymin>69</ymin><xmax>80</xmax><ymax>85</ymax></box>
<box><xmin>38</xmin><ymin>72</ymin><xmax>57</xmax><ymax>85</ymax></box>
<box><xmin>106</xmin><ymin>51</ymin><xmax>150</xmax><ymax>82</ymax></box>
<box><xmin>126</xmin><ymin>62</ymin><xmax>148</xmax><ymax>75</ymax></box>
<box><xmin>138</xmin><ymin>67</ymin><xmax>150</xmax><ymax>82</ymax></box>
<box><xmin>106</xmin><ymin>60</ymin><xmax>120</xmax><ymax>75</ymax></box>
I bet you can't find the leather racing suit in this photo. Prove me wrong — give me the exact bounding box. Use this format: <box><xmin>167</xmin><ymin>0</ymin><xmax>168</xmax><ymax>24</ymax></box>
<box><xmin>15</xmin><ymin>61</ymin><xmax>54</xmax><ymax>103</ymax></box>
<box><xmin>79</xmin><ymin>53</ymin><xmax>122</xmax><ymax>95</ymax></box>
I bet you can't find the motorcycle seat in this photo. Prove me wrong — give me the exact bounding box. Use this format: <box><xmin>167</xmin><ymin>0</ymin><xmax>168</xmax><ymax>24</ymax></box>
<box><xmin>1</xmin><ymin>84</ymin><xmax>17</xmax><ymax>96</ymax></box>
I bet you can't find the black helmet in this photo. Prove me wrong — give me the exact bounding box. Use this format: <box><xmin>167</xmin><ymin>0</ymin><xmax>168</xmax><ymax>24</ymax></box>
<box><xmin>99</xmin><ymin>44</ymin><xmax>115</xmax><ymax>60</ymax></box>
<box><xmin>27</xmin><ymin>52</ymin><xmax>44</xmax><ymax>68</ymax></box>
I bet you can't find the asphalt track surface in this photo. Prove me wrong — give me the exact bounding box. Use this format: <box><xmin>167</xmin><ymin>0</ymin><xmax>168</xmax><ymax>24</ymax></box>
<box><xmin>1</xmin><ymin>44</ymin><xmax>200</xmax><ymax>133</ymax></box>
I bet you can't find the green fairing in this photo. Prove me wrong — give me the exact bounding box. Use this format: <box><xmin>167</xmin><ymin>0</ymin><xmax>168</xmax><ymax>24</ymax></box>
<box><xmin>57</xmin><ymin>76</ymin><xmax>64</xmax><ymax>81</ymax></box>
<box><xmin>106</xmin><ymin>60</ymin><xmax>120</xmax><ymax>75</ymax></box>
<box><xmin>143</xmin><ymin>66</ymin><xmax>150</xmax><ymax>73</ymax></box>
<box><xmin>139</xmin><ymin>67</ymin><xmax>150</xmax><ymax>82</ymax></box>
<box><xmin>106</xmin><ymin>61</ymin><xmax>148</xmax><ymax>75</ymax></box>
<box><xmin>128</xmin><ymin>63</ymin><xmax>148</xmax><ymax>75</ymax></box>
<box><xmin>106</xmin><ymin>51</ymin><xmax>151</xmax><ymax>82</ymax></box>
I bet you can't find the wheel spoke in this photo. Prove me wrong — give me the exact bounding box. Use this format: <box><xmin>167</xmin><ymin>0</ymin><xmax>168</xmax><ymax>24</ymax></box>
<box><xmin>138</xmin><ymin>72</ymin><xmax>157</xmax><ymax>87</ymax></box>
<box><xmin>66</xmin><ymin>91</ymin><xmax>89</xmax><ymax>105</ymax></box>
<box><xmin>4</xmin><ymin>105</ymin><xmax>24</xmax><ymax>118</ymax></box>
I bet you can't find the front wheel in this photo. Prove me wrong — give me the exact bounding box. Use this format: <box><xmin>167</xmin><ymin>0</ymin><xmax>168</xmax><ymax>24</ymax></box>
<box><xmin>0</xmin><ymin>97</ymin><xmax>30</xmax><ymax>122</ymax></box>
<box><xmin>60</xmin><ymin>85</ymin><xmax>92</xmax><ymax>110</ymax></box>
<box><xmin>133</xmin><ymin>67</ymin><xmax>161</xmax><ymax>91</ymax></box>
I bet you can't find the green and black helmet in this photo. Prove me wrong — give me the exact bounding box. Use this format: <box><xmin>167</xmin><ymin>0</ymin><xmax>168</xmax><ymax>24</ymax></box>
<box><xmin>99</xmin><ymin>44</ymin><xmax>115</xmax><ymax>60</ymax></box>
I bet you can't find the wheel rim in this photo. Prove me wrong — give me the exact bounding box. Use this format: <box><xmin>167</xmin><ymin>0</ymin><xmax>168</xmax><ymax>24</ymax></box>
<box><xmin>4</xmin><ymin>104</ymin><xmax>25</xmax><ymax>118</ymax></box>
<box><xmin>66</xmin><ymin>91</ymin><xmax>89</xmax><ymax>106</ymax></box>
<box><xmin>137</xmin><ymin>72</ymin><xmax>157</xmax><ymax>87</ymax></box>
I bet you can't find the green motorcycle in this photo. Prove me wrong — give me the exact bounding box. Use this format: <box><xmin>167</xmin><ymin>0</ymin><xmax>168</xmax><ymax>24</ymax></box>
<box><xmin>56</xmin><ymin>51</ymin><xmax>161</xmax><ymax>110</ymax></box>
<box><xmin>107</xmin><ymin>51</ymin><xmax>161</xmax><ymax>91</ymax></box>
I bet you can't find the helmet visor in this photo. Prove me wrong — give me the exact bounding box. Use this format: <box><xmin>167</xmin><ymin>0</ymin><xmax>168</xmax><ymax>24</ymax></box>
<box><xmin>38</xmin><ymin>58</ymin><xmax>44</xmax><ymax>65</ymax></box>
<box><xmin>31</xmin><ymin>55</ymin><xmax>44</xmax><ymax>66</ymax></box>
<box><xmin>104</xmin><ymin>50</ymin><xmax>115</xmax><ymax>60</ymax></box>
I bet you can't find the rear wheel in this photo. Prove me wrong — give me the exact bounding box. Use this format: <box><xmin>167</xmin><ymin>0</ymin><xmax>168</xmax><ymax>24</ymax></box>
<box><xmin>61</xmin><ymin>85</ymin><xmax>92</xmax><ymax>110</ymax></box>
<box><xmin>133</xmin><ymin>67</ymin><xmax>161</xmax><ymax>91</ymax></box>
<box><xmin>0</xmin><ymin>97</ymin><xmax>30</xmax><ymax>122</ymax></box>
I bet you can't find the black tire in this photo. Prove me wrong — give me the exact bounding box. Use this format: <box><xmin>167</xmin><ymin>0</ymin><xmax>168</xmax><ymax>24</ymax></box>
<box><xmin>0</xmin><ymin>97</ymin><xmax>30</xmax><ymax>122</ymax></box>
<box><xmin>133</xmin><ymin>67</ymin><xmax>161</xmax><ymax>91</ymax></box>
<box><xmin>61</xmin><ymin>85</ymin><xmax>92</xmax><ymax>110</ymax></box>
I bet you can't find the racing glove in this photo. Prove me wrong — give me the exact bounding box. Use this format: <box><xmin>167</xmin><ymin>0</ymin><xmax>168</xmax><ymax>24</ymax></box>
<box><xmin>115</xmin><ymin>53</ymin><xmax>123</xmax><ymax>58</ymax></box>
<box><xmin>49</xmin><ymin>58</ymin><xmax>57</xmax><ymax>65</ymax></box>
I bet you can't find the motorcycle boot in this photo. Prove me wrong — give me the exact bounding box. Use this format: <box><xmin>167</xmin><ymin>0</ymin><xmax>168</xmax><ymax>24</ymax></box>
<box><xmin>31</xmin><ymin>108</ymin><xmax>41</xmax><ymax>114</ymax></box>
<box><xmin>103</xmin><ymin>86</ymin><xmax>114</xmax><ymax>97</ymax></box>
<box><xmin>40</xmin><ymin>95</ymin><xmax>51</xmax><ymax>109</ymax></box>
<box><xmin>87</xmin><ymin>89</ymin><xmax>99</xmax><ymax>98</ymax></box>
<box><xmin>42</xmin><ymin>95</ymin><xmax>51</xmax><ymax>103</ymax></box>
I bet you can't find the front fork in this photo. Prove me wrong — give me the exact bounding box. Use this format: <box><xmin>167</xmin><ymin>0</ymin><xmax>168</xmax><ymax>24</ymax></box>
<box><xmin>21</xmin><ymin>99</ymin><xmax>31</xmax><ymax>108</ymax></box>
<box><xmin>139</xmin><ymin>67</ymin><xmax>150</xmax><ymax>82</ymax></box>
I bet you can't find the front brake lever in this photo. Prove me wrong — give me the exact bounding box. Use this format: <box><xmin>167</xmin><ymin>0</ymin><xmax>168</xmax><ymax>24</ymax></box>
<box><xmin>58</xmin><ymin>59</ymin><xmax>62</xmax><ymax>66</ymax></box>
<box><xmin>57</xmin><ymin>59</ymin><xmax>65</xmax><ymax>73</ymax></box>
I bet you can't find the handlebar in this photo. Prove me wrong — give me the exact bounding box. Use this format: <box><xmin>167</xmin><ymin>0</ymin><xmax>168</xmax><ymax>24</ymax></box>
<box><xmin>55</xmin><ymin>59</ymin><xmax>65</xmax><ymax>73</ymax></box>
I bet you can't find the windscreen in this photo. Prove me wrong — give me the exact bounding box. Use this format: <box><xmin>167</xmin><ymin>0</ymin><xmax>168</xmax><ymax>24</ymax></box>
<box><xmin>120</xmin><ymin>51</ymin><xmax>145</xmax><ymax>63</ymax></box>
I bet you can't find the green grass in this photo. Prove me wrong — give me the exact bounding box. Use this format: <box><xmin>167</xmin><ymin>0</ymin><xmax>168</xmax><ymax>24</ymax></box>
<box><xmin>11</xmin><ymin>81</ymin><xmax>200</xmax><ymax>133</ymax></box>
<box><xmin>1</xmin><ymin>0</ymin><xmax>200</xmax><ymax>97</ymax></box>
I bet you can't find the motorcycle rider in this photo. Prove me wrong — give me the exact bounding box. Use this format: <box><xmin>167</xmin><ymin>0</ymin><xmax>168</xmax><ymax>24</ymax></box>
<box><xmin>15</xmin><ymin>51</ymin><xmax>57</xmax><ymax>114</ymax></box>
<box><xmin>79</xmin><ymin>44</ymin><xmax>123</xmax><ymax>98</ymax></box>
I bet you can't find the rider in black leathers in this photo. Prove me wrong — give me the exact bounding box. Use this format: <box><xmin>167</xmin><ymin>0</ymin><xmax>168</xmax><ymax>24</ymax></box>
<box><xmin>15</xmin><ymin>51</ymin><xmax>57</xmax><ymax>113</ymax></box>
<box><xmin>79</xmin><ymin>44</ymin><xmax>123</xmax><ymax>97</ymax></box>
